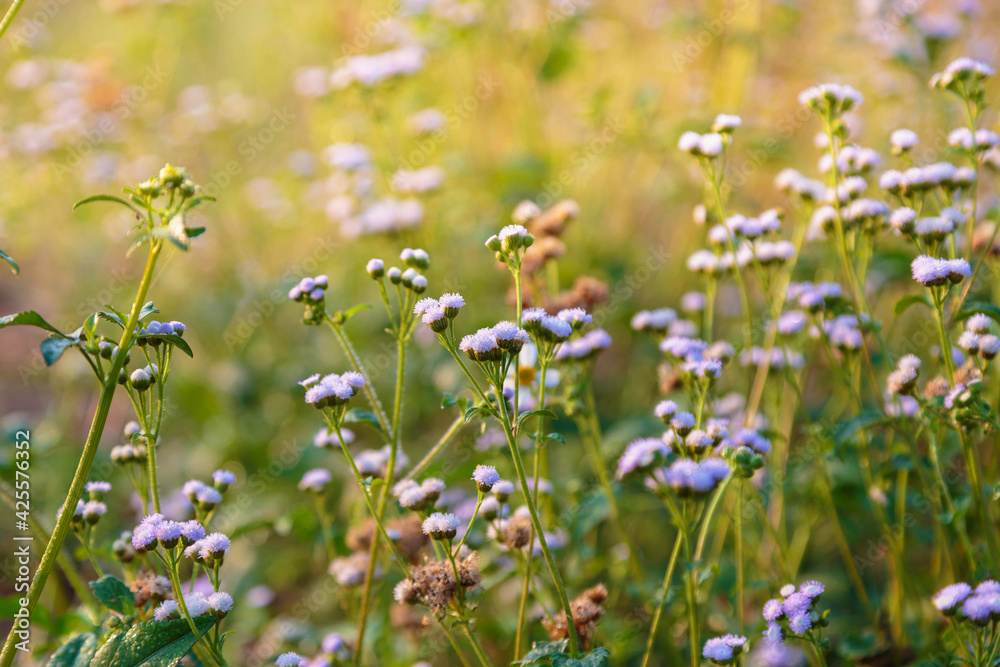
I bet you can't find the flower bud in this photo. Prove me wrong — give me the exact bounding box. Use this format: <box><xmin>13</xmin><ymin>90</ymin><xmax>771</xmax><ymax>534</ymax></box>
<box><xmin>366</xmin><ymin>258</ymin><xmax>385</xmax><ymax>279</ymax></box>
<box><xmin>159</xmin><ymin>164</ymin><xmax>187</xmax><ymax>189</ymax></box>
<box><xmin>485</xmin><ymin>235</ymin><xmax>502</xmax><ymax>252</ymax></box>
<box><xmin>130</xmin><ymin>368</ymin><xmax>154</xmax><ymax>392</ymax></box>
<box><xmin>387</xmin><ymin>267</ymin><xmax>402</xmax><ymax>284</ymax></box>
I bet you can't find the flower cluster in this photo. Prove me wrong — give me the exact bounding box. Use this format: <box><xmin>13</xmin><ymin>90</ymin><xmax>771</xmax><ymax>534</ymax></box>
<box><xmin>761</xmin><ymin>581</ymin><xmax>829</xmax><ymax>646</ymax></box>
<box><xmin>300</xmin><ymin>371</ymin><xmax>366</xmax><ymax>410</ymax></box>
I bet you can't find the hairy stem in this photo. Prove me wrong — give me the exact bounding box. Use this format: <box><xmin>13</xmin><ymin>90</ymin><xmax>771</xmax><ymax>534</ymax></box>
<box><xmin>640</xmin><ymin>532</ymin><xmax>682</xmax><ymax>667</ymax></box>
<box><xmin>0</xmin><ymin>241</ymin><xmax>162</xmax><ymax>667</ymax></box>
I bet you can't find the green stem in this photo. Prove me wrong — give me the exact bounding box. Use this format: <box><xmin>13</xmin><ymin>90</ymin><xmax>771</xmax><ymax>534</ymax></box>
<box><xmin>405</xmin><ymin>415</ymin><xmax>464</xmax><ymax>480</ymax></box>
<box><xmin>959</xmin><ymin>430</ymin><xmax>1000</xmax><ymax>566</ymax></box>
<box><xmin>932</xmin><ymin>290</ymin><xmax>957</xmax><ymax>384</ymax></box>
<box><xmin>496</xmin><ymin>392</ymin><xmax>579</xmax><ymax>657</ymax></box>
<box><xmin>454</xmin><ymin>493</ymin><xmax>484</xmax><ymax>555</ymax></box>
<box><xmin>163</xmin><ymin>553</ymin><xmax>225</xmax><ymax>666</ymax></box>
<box><xmin>459</xmin><ymin>621</ymin><xmax>494</xmax><ymax>667</ymax></box>
<box><xmin>578</xmin><ymin>383</ymin><xmax>645</xmax><ymax>584</ymax></box>
<box><xmin>325</xmin><ymin>317</ymin><xmax>391</xmax><ymax>434</ymax></box>
<box><xmin>515</xmin><ymin>360</ymin><xmax>548</xmax><ymax>660</ymax></box>
<box><xmin>439</xmin><ymin>620</ymin><xmax>474</xmax><ymax>667</ymax></box>
<box><xmin>735</xmin><ymin>482</ymin><xmax>745</xmax><ymax>644</ymax></box>
<box><xmin>354</xmin><ymin>336</ymin><xmax>407</xmax><ymax>664</ymax></box>
<box><xmin>0</xmin><ymin>481</ymin><xmax>100</xmax><ymax>622</ymax></box>
<box><xmin>0</xmin><ymin>242</ymin><xmax>162</xmax><ymax>667</ymax></box>
<box><xmin>707</xmin><ymin>167</ymin><xmax>754</xmax><ymax>353</ymax></box>
<box><xmin>314</xmin><ymin>495</ymin><xmax>336</xmax><ymax>562</ymax></box>
<box><xmin>816</xmin><ymin>471</ymin><xmax>876</xmax><ymax>622</ymax></box>
<box><xmin>514</xmin><ymin>539</ymin><xmax>534</xmax><ymax>661</ymax></box>
<box><xmin>333</xmin><ymin>424</ymin><xmax>411</xmax><ymax>575</ymax></box>
<box><xmin>685</xmin><ymin>532</ymin><xmax>699</xmax><ymax>667</ymax></box>
<box><xmin>640</xmin><ymin>532</ymin><xmax>682</xmax><ymax>667</ymax></box>
<box><xmin>0</xmin><ymin>0</ymin><xmax>26</xmax><ymax>45</ymax></box>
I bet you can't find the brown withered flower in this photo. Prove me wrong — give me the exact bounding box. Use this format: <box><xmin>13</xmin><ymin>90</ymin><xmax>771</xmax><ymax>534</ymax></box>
<box><xmin>130</xmin><ymin>572</ymin><xmax>172</xmax><ymax>608</ymax></box>
<box><xmin>394</xmin><ymin>553</ymin><xmax>482</xmax><ymax>613</ymax></box>
<box><xmin>542</xmin><ymin>584</ymin><xmax>609</xmax><ymax>651</ymax></box>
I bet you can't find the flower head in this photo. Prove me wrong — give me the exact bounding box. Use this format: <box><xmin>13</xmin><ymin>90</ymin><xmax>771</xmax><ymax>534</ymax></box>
<box><xmin>934</xmin><ymin>582</ymin><xmax>973</xmax><ymax>614</ymax></box>
<box><xmin>299</xmin><ymin>468</ymin><xmax>333</xmax><ymax>493</ymax></box>
<box><xmin>472</xmin><ymin>465</ymin><xmax>501</xmax><ymax>492</ymax></box>
<box><xmin>208</xmin><ymin>591</ymin><xmax>234</xmax><ymax>616</ymax></box>
<box><xmin>422</xmin><ymin>512</ymin><xmax>461</xmax><ymax>540</ymax></box>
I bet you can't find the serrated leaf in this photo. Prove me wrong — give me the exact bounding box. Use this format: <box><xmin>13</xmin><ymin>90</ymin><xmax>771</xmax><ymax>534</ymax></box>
<box><xmin>342</xmin><ymin>408</ymin><xmax>383</xmax><ymax>433</ymax></box>
<box><xmin>139</xmin><ymin>302</ymin><xmax>160</xmax><ymax>321</ymax></box>
<box><xmin>0</xmin><ymin>247</ymin><xmax>18</xmax><ymax>275</ymax></box>
<box><xmin>73</xmin><ymin>194</ymin><xmax>143</xmax><ymax>217</ymax></box>
<box><xmin>516</xmin><ymin>409</ymin><xmax>558</xmax><ymax>431</ymax></box>
<box><xmin>464</xmin><ymin>405</ymin><xmax>488</xmax><ymax>423</ymax></box>
<box><xmin>41</xmin><ymin>337</ymin><xmax>79</xmax><ymax>366</ymax></box>
<box><xmin>46</xmin><ymin>633</ymin><xmax>97</xmax><ymax>667</ymax></box>
<box><xmin>0</xmin><ymin>310</ymin><xmax>65</xmax><ymax>335</ymax></box>
<box><xmin>832</xmin><ymin>411</ymin><xmax>886</xmax><ymax>447</ymax></box>
<box><xmin>514</xmin><ymin>639</ymin><xmax>569</xmax><ymax>665</ymax></box>
<box><xmin>137</xmin><ymin>333</ymin><xmax>193</xmax><ymax>358</ymax></box>
<box><xmin>90</xmin><ymin>575</ymin><xmax>135</xmax><ymax>615</ymax></box>
<box><xmin>98</xmin><ymin>311</ymin><xmax>126</xmax><ymax>329</ymax></box>
<box><xmin>552</xmin><ymin>647</ymin><xmax>611</xmax><ymax>667</ymax></box>
<box><xmin>91</xmin><ymin>617</ymin><xmax>216</xmax><ymax>667</ymax></box>
<box><xmin>894</xmin><ymin>294</ymin><xmax>931</xmax><ymax>317</ymax></box>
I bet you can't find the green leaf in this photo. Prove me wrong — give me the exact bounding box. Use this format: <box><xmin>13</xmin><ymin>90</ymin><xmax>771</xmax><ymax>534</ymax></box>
<box><xmin>517</xmin><ymin>409</ymin><xmax>558</xmax><ymax>431</ymax></box>
<box><xmin>41</xmin><ymin>337</ymin><xmax>78</xmax><ymax>366</ymax></box>
<box><xmin>464</xmin><ymin>405</ymin><xmax>489</xmax><ymax>423</ymax></box>
<box><xmin>552</xmin><ymin>647</ymin><xmax>611</xmax><ymax>667</ymax></box>
<box><xmin>137</xmin><ymin>333</ymin><xmax>193</xmax><ymax>358</ymax></box>
<box><xmin>90</xmin><ymin>617</ymin><xmax>216</xmax><ymax>667</ymax></box>
<box><xmin>90</xmin><ymin>575</ymin><xmax>135</xmax><ymax>615</ymax></box>
<box><xmin>98</xmin><ymin>311</ymin><xmax>126</xmax><ymax>329</ymax></box>
<box><xmin>127</xmin><ymin>234</ymin><xmax>154</xmax><ymax>257</ymax></box>
<box><xmin>84</xmin><ymin>313</ymin><xmax>100</xmax><ymax>340</ymax></box>
<box><xmin>0</xmin><ymin>310</ymin><xmax>65</xmax><ymax>335</ymax></box>
<box><xmin>514</xmin><ymin>639</ymin><xmax>569</xmax><ymax>665</ymax></box>
<box><xmin>73</xmin><ymin>194</ymin><xmax>143</xmax><ymax>217</ymax></box>
<box><xmin>139</xmin><ymin>302</ymin><xmax>159</xmax><ymax>321</ymax></box>
<box><xmin>181</xmin><ymin>195</ymin><xmax>215</xmax><ymax>212</ymax></box>
<box><xmin>46</xmin><ymin>633</ymin><xmax>97</xmax><ymax>667</ymax></box>
<box><xmin>894</xmin><ymin>294</ymin><xmax>931</xmax><ymax>317</ymax></box>
<box><xmin>186</xmin><ymin>226</ymin><xmax>207</xmax><ymax>239</ymax></box>
<box><xmin>832</xmin><ymin>411</ymin><xmax>887</xmax><ymax>447</ymax></box>
<box><xmin>0</xmin><ymin>247</ymin><xmax>18</xmax><ymax>275</ymax></box>
<box><xmin>342</xmin><ymin>408</ymin><xmax>384</xmax><ymax>433</ymax></box>
<box><xmin>441</xmin><ymin>392</ymin><xmax>470</xmax><ymax>412</ymax></box>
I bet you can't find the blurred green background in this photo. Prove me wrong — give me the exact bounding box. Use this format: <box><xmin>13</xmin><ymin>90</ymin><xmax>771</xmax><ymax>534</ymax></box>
<box><xmin>1</xmin><ymin>0</ymin><xmax>999</xmax><ymax>664</ymax></box>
